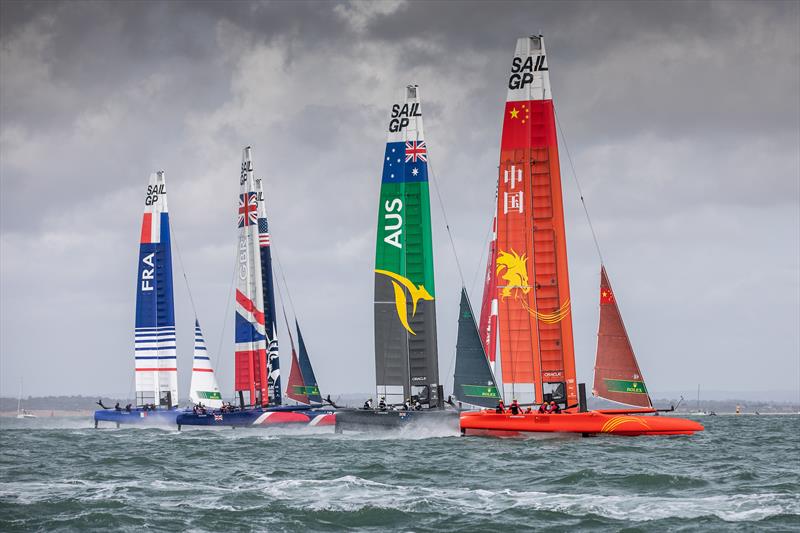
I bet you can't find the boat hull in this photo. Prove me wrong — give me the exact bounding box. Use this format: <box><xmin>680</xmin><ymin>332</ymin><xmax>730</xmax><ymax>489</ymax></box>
<box><xmin>335</xmin><ymin>408</ymin><xmax>458</xmax><ymax>432</ymax></box>
<box><xmin>459</xmin><ymin>410</ymin><xmax>704</xmax><ymax>436</ymax></box>
<box><xmin>94</xmin><ymin>408</ymin><xmax>180</xmax><ymax>427</ymax></box>
<box><xmin>175</xmin><ymin>406</ymin><xmax>335</xmax><ymax>429</ymax></box>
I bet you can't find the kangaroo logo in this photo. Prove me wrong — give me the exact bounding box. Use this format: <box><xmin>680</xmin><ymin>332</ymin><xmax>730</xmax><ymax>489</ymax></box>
<box><xmin>375</xmin><ymin>269</ymin><xmax>433</xmax><ymax>335</ymax></box>
<box><xmin>496</xmin><ymin>250</ymin><xmax>529</xmax><ymax>299</ymax></box>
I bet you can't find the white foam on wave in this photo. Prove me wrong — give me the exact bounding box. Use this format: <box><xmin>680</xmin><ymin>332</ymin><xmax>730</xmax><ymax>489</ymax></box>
<box><xmin>255</xmin><ymin>476</ymin><xmax>800</xmax><ymax>522</ymax></box>
<box><xmin>3</xmin><ymin>473</ymin><xmax>797</xmax><ymax>522</ymax></box>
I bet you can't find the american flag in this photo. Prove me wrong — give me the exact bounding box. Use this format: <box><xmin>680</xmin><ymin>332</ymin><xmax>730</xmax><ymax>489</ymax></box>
<box><xmin>258</xmin><ymin>218</ymin><xmax>270</xmax><ymax>247</ymax></box>
<box><xmin>405</xmin><ymin>140</ymin><xmax>427</xmax><ymax>163</ymax></box>
<box><xmin>238</xmin><ymin>192</ymin><xmax>258</xmax><ymax>228</ymax></box>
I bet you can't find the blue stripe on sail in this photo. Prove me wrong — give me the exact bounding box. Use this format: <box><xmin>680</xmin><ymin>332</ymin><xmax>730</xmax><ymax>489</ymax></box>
<box><xmin>135</xmin><ymin>356</ymin><xmax>177</xmax><ymax>360</ymax></box>
<box><xmin>135</xmin><ymin>346</ymin><xmax>177</xmax><ymax>351</ymax></box>
<box><xmin>235</xmin><ymin>311</ymin><xmax>266</xmax><ymax>343</ymax></box>
<box><xmin>135</xmin><ymin>213</ymin><xmax>175</xmax><ymax>330</ymax></box>
<box><xmin>193</xmin><ymin>356</ymin><xmax>210</xmax><ymax>360</ymax></box>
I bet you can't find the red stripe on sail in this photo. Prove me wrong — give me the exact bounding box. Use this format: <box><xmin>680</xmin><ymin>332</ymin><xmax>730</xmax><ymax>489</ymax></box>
<box><xmin>235</xmin><ymin>290</ymin><xmax>265</xmax><ymax>325</ymax></box>
<box><xmin>192</xmin><ymin>368</ymin><xmax>214</xmax><ymax>372</ymax></box>
<box><xmin>140</xmin><ymin>213</ymin><xmax>152</xmax><ymax>244</ymax></box>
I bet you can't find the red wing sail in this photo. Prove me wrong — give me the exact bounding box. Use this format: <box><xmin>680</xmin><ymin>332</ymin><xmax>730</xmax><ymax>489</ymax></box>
<box><xmin>495</xmin><ymin>36</ymin><xmax>577</xmax><ymax>405</ymax></box>
<box><xmin>593</xmin><ymin>266</ymin><xmax>652</xmax><ymax>408</ymax></box>
<box><xmin>478</xmin><ymin>211</ymin><xmax>499</xmax><ymax>368</ymax></box>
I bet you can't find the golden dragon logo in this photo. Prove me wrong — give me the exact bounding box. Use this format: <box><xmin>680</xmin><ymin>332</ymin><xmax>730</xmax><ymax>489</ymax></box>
<box><xmin>496</xmin><ymin>248</ymin><xmax>571</xmax><ymax>324</ymax></box>
<box><xmin>375</xmin><ymin>269</ymin><xmax>433</xmax><ymax>335</ymax></box>
<box><xmin>496</xmin><ymin>250</ymin><xmax>530</xmax><ymax>299</ymax></box>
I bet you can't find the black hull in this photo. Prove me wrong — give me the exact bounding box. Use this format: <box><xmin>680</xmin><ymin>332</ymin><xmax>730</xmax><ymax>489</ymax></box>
<box><xmin>334</xmin><ymin>408</ymin><xmax>458</xmax><ymax>433</ymax></box>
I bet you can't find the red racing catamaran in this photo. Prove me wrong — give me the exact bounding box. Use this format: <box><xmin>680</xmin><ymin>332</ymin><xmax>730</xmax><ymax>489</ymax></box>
<box><xmin>460</xmin><ymin>36</ymin><xmax>702</xmax><ymax>437</ymax></box>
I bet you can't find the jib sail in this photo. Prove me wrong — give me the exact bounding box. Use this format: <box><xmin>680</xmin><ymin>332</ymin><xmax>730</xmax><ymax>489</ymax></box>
<box><xmin>454</xmin><ymin>288</ymin><xmax>501</xmax><ymax>408</ymax></box>
<box><xmin>593</xmin><ymin>266</ymin><xmax>652</xmax><ymax>408</ymax></box>
<box><xmin>189</xmin><ymin>320</ymin><xmax>223</xmax><ymax>409</ymax></box>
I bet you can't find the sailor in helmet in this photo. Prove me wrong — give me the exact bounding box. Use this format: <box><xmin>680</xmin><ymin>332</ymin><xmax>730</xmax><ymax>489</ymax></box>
<box><xmin>378</xmin><ymin>397</ymin><xmax>387</xmax><ymax>410</ymax></box>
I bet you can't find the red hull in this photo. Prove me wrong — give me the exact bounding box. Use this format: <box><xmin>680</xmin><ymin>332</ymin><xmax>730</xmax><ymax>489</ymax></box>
<box><xmin>460</xmin><ymin>410</ymin><xmax>703</xmax><ymax>436</ymax></box>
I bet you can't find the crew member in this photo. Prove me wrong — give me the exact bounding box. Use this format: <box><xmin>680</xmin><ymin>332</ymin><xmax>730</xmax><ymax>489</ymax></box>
<box><xmin>114</xmin><ymin>402</ymin><xmax>121</xmax><ymax>411</ymax></box>
<box><xmin>495</xmin><ymin>400</ymin><xmax>505</xmax><ymax>414</ymax></box>
<box><xmin>378</xmin><ymin>397</ymin><xmax>387</xmax><ymax>410</ymax></box>
<box><xmin>549</xmin><ymin>401</ymin><xmax>561</xmax><ymax>414</ymax></box>
<box><xmin>363</xmin><ymin>398</ymin><xmax>373</xmax><ymax>410</ymax></box>
<box><xmin>509</xmin><ymin>399</ymin><xmax>522</xmax><ymax>415</ymax></box>
<box><xmin>538</xmin><ymin>402</ymin><xmax>548</xmax><ymax>414</ymax></box>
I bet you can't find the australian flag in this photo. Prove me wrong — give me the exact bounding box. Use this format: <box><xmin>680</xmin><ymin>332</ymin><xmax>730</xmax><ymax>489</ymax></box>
<box><xmin>382</xmin><ymin>141</ymin><xmax>428</xmax><ymax>183</ymax></box>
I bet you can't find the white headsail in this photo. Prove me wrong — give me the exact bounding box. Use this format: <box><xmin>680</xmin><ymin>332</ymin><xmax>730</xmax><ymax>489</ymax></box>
<box><xmin>189</xmin><ymin>320</ymin><xmax>223</xmax><ymax>409</ymax></box>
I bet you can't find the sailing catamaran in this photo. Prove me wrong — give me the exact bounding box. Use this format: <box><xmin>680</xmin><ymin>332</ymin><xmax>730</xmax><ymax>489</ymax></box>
<box><xmin>94</xmin><ymin>171</ymin><xmax>221</xmax><ymax>427</ymax></box>
<box><xmin>176</xmin><ymin>147</ymin><xmax>334</xmax><ymax>429</ymax></box>
<box><xmin>16</xmin><ymin>379</ymin><xmax>36</xmax><ymax>419</ymax></box>
<box><xmin>460</xmin><ymin>36</ymin><xmax>703</xmax><ymax>436</ymax></box>
<box><xmin>335</xmin><ymin>85</ymin><xmax>457</xmax><ymax>432</ymax></box>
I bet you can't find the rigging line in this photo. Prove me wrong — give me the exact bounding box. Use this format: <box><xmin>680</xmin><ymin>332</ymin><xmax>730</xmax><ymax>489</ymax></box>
<box><xmin>553</xmin><ymin>105</ymin><xmax>605</xmax><ymax>265</ymax></box>
<box><xmin>214</xmin><ymin>250</ymin><xmax>237</xmax><ymax>379</ymax></box>
<box><xmin>426</xmin><ymin>157</ymin><xmax>467</xmax><ymax>289</ymax></box>
<box><xmin>272</xmin><ymin>246</ymin><xmax>298</xmax><ymax>323</ymax></box>
<box><xmin>470</xmin><ymin>220</ymin><xmax>492</xmax><ymax>299</ymax></box>
<box><xmin>169</xmin><ymin>223</ymin><xmax>198</xmax><ymax>319</ymax></box>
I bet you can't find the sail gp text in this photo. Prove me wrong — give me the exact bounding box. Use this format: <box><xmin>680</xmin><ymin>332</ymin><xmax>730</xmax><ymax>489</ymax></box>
<box><xmin>144</xmin><ymin>184</ymin><xmax>165</xmax><ymax>206</ymax></box>
<box><xmin>388</xmin><ymin>103</ymin><xmax>422</xmax><ymax>133</ymax></box>
<box><xmin>508</xmin><ymin>55</ymin><xmax>548</xmax><ymax>89</ymax></box>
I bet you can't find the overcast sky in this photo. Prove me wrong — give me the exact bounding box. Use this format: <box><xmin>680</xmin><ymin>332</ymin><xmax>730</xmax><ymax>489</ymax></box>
<box><xmin>1</xmin><ymin>0</ymin><xmax>798</xmax><ymax>401</ymax></box>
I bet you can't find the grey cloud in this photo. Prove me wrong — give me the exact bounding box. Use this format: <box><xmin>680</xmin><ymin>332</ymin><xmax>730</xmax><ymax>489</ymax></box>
<box><xmin>1</xmin><ymin>0</ymin><xmax>797</xmax><ymax>398</ymax></box>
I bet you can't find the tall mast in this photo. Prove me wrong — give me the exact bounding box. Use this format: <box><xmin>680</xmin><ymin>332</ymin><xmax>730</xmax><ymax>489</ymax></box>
<box><xmin>255</xmin><ymin>178</ymin><xmax>281</xmax><ymax>405</ymax></box>
<box><xmin>134</xmin><ymin>171</ymin><xmax>178</xmax><ymax>408</ymax></box>
<box><xmin>374</xmin><ymin>85</ymin><xmax>439</xmax><ymax>407</ymax></box>
<box><xmin>495</xmin><ymin>36</ymin><xmax>578</xmax><ymax>406</ymax></box>
<box><xmin>233</xmin><ymin>148</ymin><xmax>269</xmax><ymax>408</ymax></box>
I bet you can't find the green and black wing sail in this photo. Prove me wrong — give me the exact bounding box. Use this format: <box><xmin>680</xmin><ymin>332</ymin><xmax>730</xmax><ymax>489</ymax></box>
<box><xmin>374</xmin><ymin>85</ymin><xmax>439</xmax><ymax>406</ymax></box>
<box><xmin>454</xmin><ymin>287</ymin><xmax>500</xmax><ymax>408</ymax></box>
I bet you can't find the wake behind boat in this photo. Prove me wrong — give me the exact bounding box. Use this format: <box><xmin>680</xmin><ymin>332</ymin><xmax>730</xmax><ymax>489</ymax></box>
<box><xmin>459</xmin><ymin>35</ymin><xmax>703</xmax><ymax>437</ymax></box>
<box><xmin>335</xmin><ymin>86</ymin><xmax>457</xmax><ymax>433</ymax></box>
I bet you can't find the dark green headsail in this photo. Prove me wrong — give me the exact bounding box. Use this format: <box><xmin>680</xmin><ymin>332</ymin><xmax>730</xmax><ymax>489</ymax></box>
<box><xmin>454</xmin><ymin>288</ymin><xmax>500</xmax><ymax>408</ymax></box>
<box><xmin>374</xmin><ymin>85</ymin><xmax>439</xmax><ymax>407</ymax></box>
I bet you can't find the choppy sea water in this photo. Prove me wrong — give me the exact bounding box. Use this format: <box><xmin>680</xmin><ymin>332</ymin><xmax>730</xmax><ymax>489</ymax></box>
<box><xmin>1</xmin><ymin>414</ymin><xmax>798</xmax><ymax>532</ymax></box>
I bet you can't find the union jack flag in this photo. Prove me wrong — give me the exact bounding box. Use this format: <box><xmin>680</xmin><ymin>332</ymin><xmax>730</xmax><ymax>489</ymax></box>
<box><xmin>238</xmin><ymin>192</ymin><xmax>258</xmax><ymax>228</ymax></box>
<box><xmin>258</xmin><ymin>218</ymin><xmax>270</xmax><ymax>247</ymax></box>
<box><xmin>214</xmin><ymin>414</ymin><xmax>223</xmax><ymax>421</ymax></box>
<box><xmin>405</xmin><ymin>141</ymin><xmax>427</xmax><ymax>163</ymax></box>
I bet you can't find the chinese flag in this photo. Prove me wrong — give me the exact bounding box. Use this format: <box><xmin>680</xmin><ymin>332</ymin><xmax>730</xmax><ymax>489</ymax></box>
<box><xmin>500</xmin><ymin>100</ymin><xmax>557</xmax><ymax>151</ymax></box>
<box><xmin>600</xmin><ymin>288</ymin><xmax>615</xmax><ymax>305</ymax></box>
